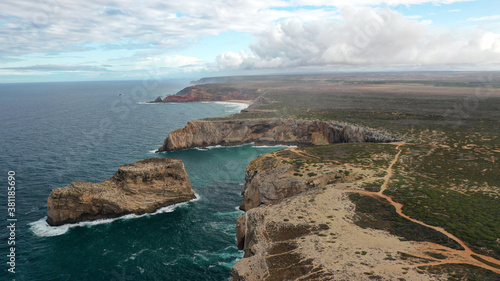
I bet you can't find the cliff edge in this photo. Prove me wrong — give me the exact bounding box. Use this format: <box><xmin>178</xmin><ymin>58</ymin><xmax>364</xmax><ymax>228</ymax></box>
<box><xmin>161</xmin><ymin>85</ymin><xmax>261</xmax><ymax>103</ymax></box>
<box><xmin>47</xmin><ymin>158</ymin><xmax>195</xmax><ymax>226</ymax></box>
<box><xmin>158</xmin><ymin>118</ymin><xmax>400</xmax><ymax>152</ymax></box>
<box><xmin>232</xmin><ymin>146</ymin><xmax>483</xmax><ymax>280</ymax></box>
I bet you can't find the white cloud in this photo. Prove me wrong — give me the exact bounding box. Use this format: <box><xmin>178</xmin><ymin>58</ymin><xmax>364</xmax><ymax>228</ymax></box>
<box><xmin>468</xmin><ymin>15</ymin><xmax>500</xmax><ymax>22</ymax></box>
<box><xmin>420</xmin><ymin>19</ymin><xmax>433</xmax><ymax>25</ymax></box>
<box><xmin>0</xmin><ymin>0</ymin><xmax>478</xmax><ymax>58</ymax></box>
<box><xmin>289</xmin><ymin>0</ymin><xmax>474</xmax><ymax>6</ymax></box>
<box><xmin>137</xmin><ymin>55</ymin><xmax>202</xmax><ymax>69</ymax></box>
<box><xmin>215</xmin><ymin>7</ymin><xmax>500</xmax><ymax>70</ymax></box>
<box><xmin>0</xmin><ymin>0</ymin><xmax>493</xmax><ymax>79</ymax></box>
<box><xmin>0</xmin><ymin>0</ymin><xmax>331</xmax><ymax>56</ymax></box>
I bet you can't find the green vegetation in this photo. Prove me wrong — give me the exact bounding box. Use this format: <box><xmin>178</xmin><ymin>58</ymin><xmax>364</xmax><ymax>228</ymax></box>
<box><xmin>199</xmin><ymin>72</ymin><xmax>500</xmax><ymax>266</ymax></box>
<box><xmin>471</xmin><ymin>254</ymin><xmax>500</xmax><ymax>270</ymax></box>
<box><xmin>423</xmin><ymin>263</ymin><xmax>500</xmax><ymax>280</ymax></box>
<box><xmin>348</xmin><ymin>193</ymin><xmax>463</xmax><ymax>249</ymax></box>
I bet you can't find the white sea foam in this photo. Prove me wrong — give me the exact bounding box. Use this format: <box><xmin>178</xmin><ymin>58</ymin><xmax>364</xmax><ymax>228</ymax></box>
<box><xmin>253</xmin><ymin>144</ymin><xmax>297</xmax><ymax>148</ymax></box>
<box><xmin>137</xmin><ymin>101</ymin><xmax>161</xmax><ymax>105</ymax></box>
<box><xmin>29</xmin><ymin>194</ymin><xmax>200</xmax><ymax>237</ymax></box>
<box><xmin>125</xmin><ymin>248</ymin><xmax>149</xmax><ymax>262</ymax></box>
<box><xmin>215</xmin><ymin>210</ymin><xmax>243</xmax><ymax>217</ymax></box>
<box><xmin>213</xmin><ymin>101</ymin><xmax>249</xmax><ymax>112</ymax></box>
<box><xmin>196</xmin><ymin>143</ymin><xmax>296</xmax><ymax>151</ymax></box>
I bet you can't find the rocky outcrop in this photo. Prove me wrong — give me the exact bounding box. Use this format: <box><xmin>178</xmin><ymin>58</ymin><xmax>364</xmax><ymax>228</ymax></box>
<box><xmin>158</xmin><ymin>118</ymin><xmax>400</xmax><ymax>152</ymax></box>
<box><xmin>240</xmin><ymin>153</ymin><xmax>348</xmax><ymax>211</ymax></box>
<box><xmin>46</xmin><ymin>158</ymin><xmax>195</xmax><ymax>226</ymax></box>
<box><xmin>231</xmin><ymin>149</ymin><xmax>448</xmax><ymax>281</ymax></box>
<box><xmin>153</xmin><ymin>96</ymin><xmax>163</xmax><ymax>103</ymax></box>
<box><xmin>162</xmin><ymin>85</ymin><xmax>260</xmax><ymax>103</ymax></box>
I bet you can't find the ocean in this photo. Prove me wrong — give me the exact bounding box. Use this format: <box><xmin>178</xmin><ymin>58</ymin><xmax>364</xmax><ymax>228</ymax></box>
<box><xmin>0</xmin><ymin>80</ymin><xmax>285</xmax><ymax>280</ymax></box>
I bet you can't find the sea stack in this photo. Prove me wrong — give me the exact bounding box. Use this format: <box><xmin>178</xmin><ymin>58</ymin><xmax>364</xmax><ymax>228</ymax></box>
<box><xmin>46</xmin><ymin>158</ymin><xmax>195</xmax><ymax>226</ymax></box>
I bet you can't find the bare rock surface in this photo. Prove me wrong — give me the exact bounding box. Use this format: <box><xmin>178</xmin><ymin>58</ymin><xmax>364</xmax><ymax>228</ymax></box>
<box><xmin>47</xmin><ymin>158</ymin><xmax>194</xmax><ymax>226</ymax></box>
<box><xmin>232</xmin><ymin>149</ymin><xmax>455</xmax><ymax>280</ymax></box>
<box><xmin>232</xmin><ymin>184</ymin><xmax>442</xmax><ymax>281</ymax></box>
<box><xmin>158</xmin><ymin>118</ymin><xmax>400</xmax><ymax>152</ymax></box>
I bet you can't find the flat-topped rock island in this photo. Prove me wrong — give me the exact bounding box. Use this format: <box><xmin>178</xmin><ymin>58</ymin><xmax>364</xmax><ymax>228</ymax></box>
<box><xmin>47</xmin><ymin>158</ymin><xmax>195</xmax><ymax>226</ymax></box>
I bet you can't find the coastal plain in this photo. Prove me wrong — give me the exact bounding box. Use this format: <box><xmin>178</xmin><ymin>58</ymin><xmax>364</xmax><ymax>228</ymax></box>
<box><xmin>160</xmin><ymin>72</ymin><xmax>500</xmax><ymax>280</ymax></box>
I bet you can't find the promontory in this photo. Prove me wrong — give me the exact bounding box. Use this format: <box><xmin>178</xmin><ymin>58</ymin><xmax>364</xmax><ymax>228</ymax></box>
<box><xmin>156</xmin><ymin>73</ymin><xmax>500</xmax><ymax>280</ymax></box>
<box><xmin>157</xmin><ymin>118</ymin><xmax>399</xmax><ymax>152</ymax></box>
<box><xmin>47</xmin><ymin>158</ymin><xmax>195</xmax><ymax>226</ymax></box>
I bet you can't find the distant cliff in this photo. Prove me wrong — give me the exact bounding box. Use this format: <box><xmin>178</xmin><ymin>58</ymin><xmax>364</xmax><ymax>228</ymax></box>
<box><xmin>47</xmin><ymin>158</ymin><xmax>194</xmax><ymax>226</ymax></box>
<box><xmin>158</xmin><ymin>118</ymin><xmax>400</xmax><ymax>152</ymax></box>
<box><xmin>160</xmin><ymin>85</ymin><xmax>261</xmax><ymax>103</ymax></box>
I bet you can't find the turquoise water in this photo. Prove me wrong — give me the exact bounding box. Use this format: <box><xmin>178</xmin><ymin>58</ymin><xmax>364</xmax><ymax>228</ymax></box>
<box><xmin>0</xmin><ymin>81</ymin><xmax>284</xmax><ymax>280</ymax></box>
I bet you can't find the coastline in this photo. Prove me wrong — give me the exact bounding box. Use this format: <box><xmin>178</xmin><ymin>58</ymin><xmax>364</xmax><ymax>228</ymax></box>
<box><xmin>218</xmin><ymin>99</ymin><xmax>253</xmax><ymax>104</ymax></box>
<box><xmin>154</xmin><ymin>75</ymin><xmax>500</xmax><ymax>280</ymax></box>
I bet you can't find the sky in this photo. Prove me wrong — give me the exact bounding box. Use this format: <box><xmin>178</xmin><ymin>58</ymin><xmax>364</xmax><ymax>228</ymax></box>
<box><xmin>1</xmin><ymin>0</ymin><xmax>499</xmax><ymax>83</ymax></box>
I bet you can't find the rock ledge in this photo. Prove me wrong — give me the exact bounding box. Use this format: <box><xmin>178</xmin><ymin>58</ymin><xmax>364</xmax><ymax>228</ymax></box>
<box><xmin>47</xmin><ymin>158</ymin><xmax>194</xmax><ymax>226</ymax></box>
<box><xmin>158</xmin><ymin>118</ymin><xmax>400</xmax><ymax>152</ymax></box>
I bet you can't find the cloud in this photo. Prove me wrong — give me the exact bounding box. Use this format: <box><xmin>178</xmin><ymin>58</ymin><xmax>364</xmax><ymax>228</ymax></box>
<box><xmin>0</xmin><ymin>0</ymin><xmax>313</xmax><ymax>57</ymax></box>
<box><xmin>289</xmin><ymin>0</ymin><xmax>474</xmax><ymax>6</ymax></box>
<box><xmin>468</xmin><ymin>15</ymin><xmax>500</xmax><ymax>22</ymax></box>
<box><xmin>0</xmin><ymin>0</ymin><xmax>477</xmax><ymax>58</ymax></box>
<box><xmin>1</xmin><ymin>64</ymin><xmax>108</xmax><ymax>72</ymax></box>
<box><xmin>215</xmin><ymin>7</ymin><xmax>500</xmax><ymax>70</ymax></box>
<box><xmin>135</xmin><ymin>55</ymin><xmax>206</xmax><ymax>75</ymax></box>
<box><xmin>137</xmin><ymin>55</ymin><xmax>202</xmax><ymax>68</ymax></box>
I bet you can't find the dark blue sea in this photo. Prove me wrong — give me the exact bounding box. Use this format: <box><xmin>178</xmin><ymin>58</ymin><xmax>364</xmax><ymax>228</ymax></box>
<box><xmin>0</xmin><ymin>80</ymin><xmax>285</xmax><ymax>280</ymax></box>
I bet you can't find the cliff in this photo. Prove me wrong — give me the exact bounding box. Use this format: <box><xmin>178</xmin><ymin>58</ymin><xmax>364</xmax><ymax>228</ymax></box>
<box><xmin>158</xmin><ymin>118</ymin><xmax>400</xmax><ymax>152</ymax></box>
<box><xmin>46</xmin><ymin>158</ymin><xmax>195</xmax><ymax>226</ymax></box>
<box><xmin>162</xmin><ymin>85</ymin><xmax>260</xmax><ymax>103</ymax></box>
<box><xmin>231</xmin><ymin>147</ymin><xmax>469</xmax><ymax>280</ymax></box>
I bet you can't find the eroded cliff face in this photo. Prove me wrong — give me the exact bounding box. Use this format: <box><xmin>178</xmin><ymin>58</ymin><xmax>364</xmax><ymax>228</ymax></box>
<box><xmin>240</xmin><ymin>153</ymin><xmax>349</xmax><ymax>211</ymax></box>
<box><xmin>158</xmin><ymin>118</ymin><xmax>399</xmax><ymax>152</ymax></box>
<box><xmin>231</xmin><ymin>149</ymin><xmax>446</xmax><ymax>281</ymax></box>
<box><xmin>46</xmin><ymin>158</ymin><xmax>194</xmax><ymax>226</ymax></box>
<box><xmin>161</xmin><ymin>85</ymin><xmax>260</xmax><ymax>103</ymax></box>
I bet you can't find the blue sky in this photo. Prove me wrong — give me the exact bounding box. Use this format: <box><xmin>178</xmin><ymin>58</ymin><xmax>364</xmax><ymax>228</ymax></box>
<box><xmin>0</xmin><ymin>0</ymin><xmax>499</xmax><ymax>83</ymax></box>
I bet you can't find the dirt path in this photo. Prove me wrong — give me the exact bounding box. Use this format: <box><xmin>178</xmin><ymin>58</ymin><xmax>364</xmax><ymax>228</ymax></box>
<box><xmin>274</xmin><ymin>143</ymin><xmax>500</xmax><ymax>274</ymax></box>
<box><xmin>353</xmin><ymin>143</ymin><xmax>500</xmax><ymax>274</ymax></box>
<box><xmin>378</xmin><ymin>143</ymin><xmax>403</xmax><ymax>194</ymax></box>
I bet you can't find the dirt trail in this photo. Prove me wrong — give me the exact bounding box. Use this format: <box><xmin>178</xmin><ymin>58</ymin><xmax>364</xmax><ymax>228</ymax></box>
<box><xmin>355</xmin><ymin>143</ymin><xmax>500</xmax><ymax>274</ymax></box>
<box><xmin>378</xmin><ymin>144</ymin><xmax>403</xmax><ymax>194</ymax></box>
<box><xmin>274</xmin><ymin>143</ymin><xmax>500</xmax><ymax>274</ymax></box>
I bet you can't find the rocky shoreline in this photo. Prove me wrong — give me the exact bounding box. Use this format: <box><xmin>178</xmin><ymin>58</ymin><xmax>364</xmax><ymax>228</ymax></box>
<box><xmin>230</xmin><ymin>146</ymin><xmax>445</xmax><ymax>280</ymax></box>
<box><xmin>157</xmin><ymin>118</ymin><xmax>401</xmax><ymax>152</ymax></box>
<box><xmin>152</xmin><ymin>84</ymin><xmax>262</xmax><ymax>103</ymax></box>
<box><xmin>47</xmin><ymin>158</ymin><xmax>194</xmax><ymax>226</ymax></box>
<box><xmin>152</xmin><ymin>112</ymin><xmax>423</xmax><ymax>279</ymax></box>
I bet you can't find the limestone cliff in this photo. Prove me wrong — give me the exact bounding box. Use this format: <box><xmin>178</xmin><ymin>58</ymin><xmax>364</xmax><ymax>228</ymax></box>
<box><xmin>47</xmin><ymin>158</ymin><xmax>194</xmax><ymax>226</ymax></box>
<box><xmin>240</xmin><ymin>153</ymin><xmax>349</xmax><ymax>211</ymax></box>
<box><xmin>162</xmin><ymin>85</ymin><xmax>260</xmax><ymax>103</ymax></box>
<box><xmin>232</xmin><ymin>148</ymin><xmax>461</xmax><ymax>280</ymax></box>
<box><xmin>158</xmin><ymin>118</ymin><xmax>400</xmax><ymax>152</ymax></box>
